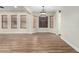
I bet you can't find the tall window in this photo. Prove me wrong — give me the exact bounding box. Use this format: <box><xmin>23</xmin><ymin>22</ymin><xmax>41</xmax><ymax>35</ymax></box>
<box><xmin>33</xmin><ymin>16</ymin><xmax>37</xmax><ymax>28</ymax></box>
<box><xmin>20</xmin><ymin>15</ymin><xmax>26</xmax><ymax>29</ymax></box>
<box><xmin>39</xmin><ymin>16</ymin><xmax>48</xmax><ymax>28</ymax></box>
<box><xmin>50</xmin><ymin>16</ymin><xmax>54</xmax><ymax>28</ymax></box>
<box><xmin>2</xmin><ymin>15</ymin><xmax>8</xmax><ymax>29</ymax></box>
<box><xmin>11</xmin><ymin>15</ymin><xmax>17</xmax><ymax>29</ymax></box>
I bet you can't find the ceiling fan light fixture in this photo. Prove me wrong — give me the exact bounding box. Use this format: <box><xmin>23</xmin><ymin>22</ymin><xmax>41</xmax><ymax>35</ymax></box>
<box><xmin>40</xmin><ymin>6</ymin><xmax>47</xmax><ymax>17</ymax></box>
<box><xmin>14</xmin><ymin>6</ymin><xmax>17</xmax><ymax>8</ymax></box>
<box><xmin>0</xmin><ymin>6</ymin><xmax>4</xmax><ymax>8</ymax></box>
<box><xmin>40</xmin><ymin>12</ymin><xmax>46</xmax><ymax>14</ymax></box>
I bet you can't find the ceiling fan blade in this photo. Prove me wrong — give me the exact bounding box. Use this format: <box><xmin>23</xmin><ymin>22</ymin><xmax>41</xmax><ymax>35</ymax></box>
<box><xmin>0</xmin><ymin>6</ymin><xmax>4</xmax><ymax>8</ymax></box>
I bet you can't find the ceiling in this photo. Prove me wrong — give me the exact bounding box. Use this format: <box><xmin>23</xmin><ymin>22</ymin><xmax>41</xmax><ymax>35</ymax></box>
<box><xmin>0</xmin><ymin>6</ymin><xmax>61</xmax><ymax>13</ymax></box>
<box><xmin>0</xmin><ymin>6</ymin><xmax>26</xmax><ymax>11</ymax></box>
<box><xmin>27</xmin><ymin>6</ymin><xmax>61</xmax><ymax>13</ymax></box>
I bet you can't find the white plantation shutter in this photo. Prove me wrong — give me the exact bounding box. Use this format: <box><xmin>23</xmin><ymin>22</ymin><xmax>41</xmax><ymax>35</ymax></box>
<box><xmin>50</xmin><ymin>16</ymin><xmax>54</xmax><ymax>28</ymax></box>
<box><xmin>11</xmin><ymin>15</ymin><xmax>17</xmax><ymax>29</ymax></box>
<box><xmin>2</xmin><ymin>15</ymin><xmax>8</xmax><ymax>29</ymax></box>
<box><xmin>20</xmin><ymin>15</ymin><xmax>26</xmax><ymax>29</ymax></box>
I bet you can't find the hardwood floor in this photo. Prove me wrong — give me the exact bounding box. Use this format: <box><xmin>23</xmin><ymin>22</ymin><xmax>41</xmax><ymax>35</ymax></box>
<box><xmin>0</xmin><ymin>33</ymin><xmax>77</xmax><ymax>53</ymax></box>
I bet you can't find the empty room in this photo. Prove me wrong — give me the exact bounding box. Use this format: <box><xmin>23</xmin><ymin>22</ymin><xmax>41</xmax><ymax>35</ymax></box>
<box><xmin>0</xmin><ymin>6</ymin><xmax>78</xmax><ymax>53</ymax></box>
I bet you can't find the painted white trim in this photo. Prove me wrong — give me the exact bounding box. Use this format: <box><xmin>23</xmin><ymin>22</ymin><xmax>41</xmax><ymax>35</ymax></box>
<box><xmin>61</xmin><ymin>36</ymin><xmax>79</xmax><ymax>52</ymax></box>
<box><xmin>0</xmin><ymin>32</ymin><xmax>33</xmax><ymax>34</ymax></box>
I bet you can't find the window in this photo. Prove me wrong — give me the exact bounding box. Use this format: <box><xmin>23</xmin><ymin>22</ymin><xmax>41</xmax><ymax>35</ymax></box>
<box><xmin>50</xmin><ymin>16</ymin><xmax>53</xmax><ymax>28</ymax></box>
<box><xmin>20</xmin><ymin>15</ymin><xmax>26</xmax><ymax>29</ymax></box>
<box><xmin>33</xmin><ymin>16</ymin><xmax>37</xmax><ymax>28</ymax></box>
<box><xmin>39</xmin><ymin>16</ymin><xmax>48</xmax><ymax>28</ymax></box>
<box><xmin>11</xmin><ymin>15</ymin><xmax>17</xmax><ymax>29</ymax></box>
<box><xmin>2</xmin><ymin>15</ymin><xmax>8</xmax><ymax>29</ymax></box>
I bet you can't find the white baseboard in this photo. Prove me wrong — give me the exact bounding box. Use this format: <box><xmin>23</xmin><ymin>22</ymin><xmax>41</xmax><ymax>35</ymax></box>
<box><xmin>0</xmin><ymin>32</ymin><xmax>33</xmax><ymax>34</ymax></box>
<box><xmin>61</xmin><ymin>36</ymin><xmax>79</xmax><ymax>52</ymax></box>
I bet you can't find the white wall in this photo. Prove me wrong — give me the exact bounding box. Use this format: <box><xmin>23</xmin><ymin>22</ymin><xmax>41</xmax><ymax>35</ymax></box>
<box><xmin>61</xmin><ymin>6</ymin><xmax>79</xmax><ymax>52</ymax></box>
<box><xmin>51</xmin><ymin>11</ymin><xmax>61</xmax><ymax>34</ymax></box>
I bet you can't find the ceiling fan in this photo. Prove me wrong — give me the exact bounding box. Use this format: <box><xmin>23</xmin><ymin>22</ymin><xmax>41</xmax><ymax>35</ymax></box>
<box><xmin>40</xmin><ymin>6</ymin><xmax>47</xmax><ymax>17</ymax></box>
<box><xmin>0</xmin><ymin>6</ymin><xmax>4</xmax><ymax>8</ymax></box>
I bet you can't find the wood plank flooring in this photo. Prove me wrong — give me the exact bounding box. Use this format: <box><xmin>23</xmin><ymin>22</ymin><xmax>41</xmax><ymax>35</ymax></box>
<box><xmin>0</xmin><ymin>33</ymin><xmax>77</xmax><ymax>53</ymax></box>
